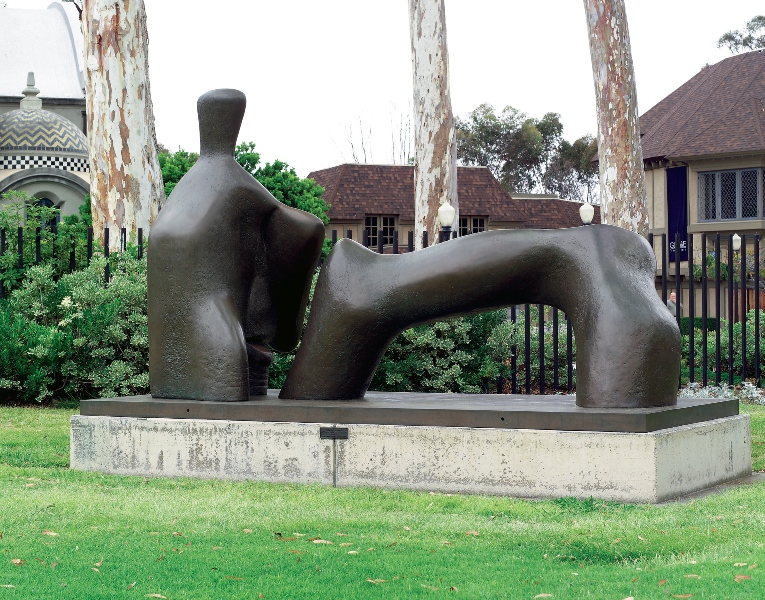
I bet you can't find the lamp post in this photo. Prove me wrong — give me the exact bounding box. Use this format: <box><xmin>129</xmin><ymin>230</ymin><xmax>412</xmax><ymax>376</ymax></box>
<box><xmin>733</xmin><ymin>233</ymin><xmax>742</xmax><ymax>323</ymax></box>
<box><xmin>579</xmin><ymin>202</ymin><xmax>595</xmax><ymax>226</ymax></box>
<box><xmin>438</xmin><ymin>202</ymin><xmax>456</xmax><ymax>243</ymax></box>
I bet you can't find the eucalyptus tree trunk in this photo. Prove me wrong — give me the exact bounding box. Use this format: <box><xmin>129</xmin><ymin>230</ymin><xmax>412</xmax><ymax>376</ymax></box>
<box><xmin>409</xmin><ymin>0</ymin><xmax>458</xmax><ymax>250</ymax></box>
<box><xmin>583</xmin><ymin>0</ymin><xmax>649</xmax><ymax>236</ymax></box>
<box><xmin>83</xmin><ymin>0</ymin><xmax>165</xmax><ymax>250</ymax></box>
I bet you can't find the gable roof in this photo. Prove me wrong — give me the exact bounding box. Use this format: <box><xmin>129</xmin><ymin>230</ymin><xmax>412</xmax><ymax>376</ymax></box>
<box><xmin>308</xmin><ymin>163</ymin><xmax>600</xmax><ymax>229</ymax></box>
<box><xmin>640</xmin><ymin>50</ymin><xmax>765</xmax><ymax>161</ymax></box>
<box><xmin>308</xmin><ymin>164</ymin><xmax>528</xmax><ymax>222</ymax></box>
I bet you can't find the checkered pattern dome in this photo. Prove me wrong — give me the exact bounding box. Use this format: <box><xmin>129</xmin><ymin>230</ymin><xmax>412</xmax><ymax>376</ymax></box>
<box><xmin>0</xmin><ymin>108</ymin><xmax>87</xmax><ymax>155</ymax></box>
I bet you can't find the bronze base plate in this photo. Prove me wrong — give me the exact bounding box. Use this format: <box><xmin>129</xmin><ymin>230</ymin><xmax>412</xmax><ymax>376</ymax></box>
<box><xmin>79</xmin><ymin>392</ymin><xmax>737</xmax><ymax>434</ymax></box>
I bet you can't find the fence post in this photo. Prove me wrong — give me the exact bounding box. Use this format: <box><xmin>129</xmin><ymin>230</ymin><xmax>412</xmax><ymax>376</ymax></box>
<box><xmin>35</xmin><ymin>227</ymin><xmax>41</xmax><ymax>265</ymax></box>
<box><xmin>17</xmin><ymin>227</ymin><xmax>23</xmax><ymax>270</ymax></box>
<box><xmin>741</xmin><ymin>235</ymin><xmax>747</xmax><ymax>381</ymax></box>
<box><xmin>538</xmin><ymin>304</ymin><xmax>545</xmax><ymax>395</ymax></box>
<box><xmin>728</xmin><ymin>234</ymin><xmax>734</xmax><ymax>385</ymax></box>
<box><xmin>393</xmin><ymin>230</ymin><xmax>399</xmax><ymax>254</ymax></box>
<box><xmin>422</xmin><ymin>231</ymin><xmax>428</xmax><ymax>249</ymax></box>
<box><xmin>407</xmin><ymin>231</ymin><xmax>414</xmax><ymax>253</ymax></box>
<box><xmin>510</xmin><ymin>305</ymin><xmax>517</xmax><ymax>394</ymax></box>
<box><xmin>756</xmin><ymin>235</ymin><xmax>761</xmax><ymax>385</ymax></box>
<box><xmin>688</xmin><ymin>234</ymin><xmax>694</xmax><ymax>383</ymax></box>
<box><xmin>104</xmin><ymin>227</ymin><xmax>110</xmax><ymax>284</ymax></box>
<box><xmin>661</xmin><ymin>233</ymin><xmax>667</xmax><ymax>304</ymax></box>
<box><xmin>331</xmin><ymin>230</ymin><xmax>337</xmax><ymax>246</ymax></box>
<box><xmin>715</xmin><ymin>233</ymin><xmax>721</xmax><ymax>385</ymax></box>
<box><xmin>675</xmin><ymin>233</ymin><xmax>681</xmax><ymax>388</ymax></box>
<box><xmin>363</xmin><ymin>229</ymin><xmax>369</xmax><ymax>248</ymax></box>
<box><xmin>524</xmin><ymin>304</ymin><xmax>531</xmax><ymax>393</ymax></box>
<box><xmin>0</xmin><ymin>230</ymin><xmax>5</xmax><ymax>300</ymax></box>
<box><xmin>121</xmin><ymin>227</ymin><xmax>127</xmax><ymax>253</ymax></box>
<box><xmin>377</xmin><ymin>230</ymin><xmax>383</xmax><ymax>254</ymax></box>
<box><xmin>702</xmin><ymin>233</ymin><xmax>708</xmax><ymax>386</ymax></box>
<box><xmin>566</xmin><ymin>315</ymin><xmax>573</xmax><ymax>394</ymax></box>
<box><xmin>137</xmin><ymin>228</ymin><xmax>144</xmax><ymax>260</ymax></box>
<box><xmin>553</xmin><ymin>308</ymin><xmax>559</xmax><ymax>392</ymax></box>
<box><xmin>346</xmin><ymin>229</ymin><xmax>352</xmax><ymax>240</ymax></box>
<box><xmin>69</xmin><ymin>234</ymin><xmax>76</xmax><ymax>273</ymax></box>
<box><xmin>87</xmin><ymin>227</ymin><xmax>93</xmax><ymax>263</ymax></box>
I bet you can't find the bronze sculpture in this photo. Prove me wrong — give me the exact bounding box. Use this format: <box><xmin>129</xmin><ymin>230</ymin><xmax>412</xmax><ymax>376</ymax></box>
<box><xmin>280</xmin><ymin>225</ymin><xmax>680</xmax><ymax>408</ymax></box>
<box><xmin>148</xmin><ymin>89</ymin><xmax>325</xmax><ymax>402</ymax></box>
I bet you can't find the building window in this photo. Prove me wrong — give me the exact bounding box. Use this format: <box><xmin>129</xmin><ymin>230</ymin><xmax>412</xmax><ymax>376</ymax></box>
<box><xmin>365</xmin><ymin>215</ymin><xmax>396</xmax><ymax>247</ymax></box>
<box><xmin>698</xmin><ymin>168</ymin><xmax>762</xmax><ymax>221</ymax></box>
<box><xmin>459</xmin><ymin>216</ymin><xmax>486</xmax><ymax>235</ymax></box>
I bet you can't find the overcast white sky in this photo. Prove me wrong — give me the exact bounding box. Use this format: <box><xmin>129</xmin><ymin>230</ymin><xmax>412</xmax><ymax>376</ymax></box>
<box><xmin>7</xmin><ymin>1</ymin><xmax>765</xmax><ymax>177</ymax></box>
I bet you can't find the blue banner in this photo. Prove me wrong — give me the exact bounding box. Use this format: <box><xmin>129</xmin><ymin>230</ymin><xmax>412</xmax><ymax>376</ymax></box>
<box><xmin>666</xmin><ymin>166</ymin><xmax>688</xmax><ymax>262</ymax></box>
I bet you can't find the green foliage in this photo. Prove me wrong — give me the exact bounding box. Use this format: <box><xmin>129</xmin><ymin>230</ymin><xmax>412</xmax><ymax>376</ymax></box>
<box><xmin>0</xmin><ymin>191</ymin><xmax>92</xmax><ymax>295</ymax></box>
<box><xmin>679</xmin><ymin>316</ymin><xmax>718</xmax><ymax>336</ymax></box>
<box><xmin>718</xmin><ymin>15</ymin><xmax>765</xmax><ymax>53</ymax></box>
<box><xmin>456</xmin><ymin>103</ymin><xmax>597</xmax><ymax>201</ymax></box>
<box><xmin>370</xmin><ymin>311</ymin><xmax>505</xmax><ymax>394</ymax></box>
<box><xmin>158</xmin><ymin>148</ymin><xmax>198</xmax><ymax>196</ymax></box>
<box><xmin>0</xmin><ymin>252</ymin><xmax>148</xmax><ymax>404</ymax></box>
<box><xmin>254</xmin><ymin>159</ymin><xmax>330</xmax><ymax>226</ymax></box>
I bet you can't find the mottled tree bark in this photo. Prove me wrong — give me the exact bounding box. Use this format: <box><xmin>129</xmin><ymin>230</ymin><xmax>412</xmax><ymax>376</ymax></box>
<box><xmin>409</xmin><ymin>0</ymin><xmax>458</xmax><ymax>250</ymax></box>
<box><xmin>583</xmin><ymin>0</ymin><xmax>649</xmax><ymax>236</ymax></box>
<box><xmin>83</xmin><ymin>0</ymin><xmax>165</xmax><ymax>250</ymax></box>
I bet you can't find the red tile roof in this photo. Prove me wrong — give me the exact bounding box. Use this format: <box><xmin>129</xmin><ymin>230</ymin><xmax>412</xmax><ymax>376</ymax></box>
<box><xmin>307</xmin><ymin>163</ymin><xmax>600</xmax><ymax>229</ymax></box>
<box><xmin>307</xmin><ymin>164</ymin><xmax>527</xmax><ymax>222</ymax></box>
<box><xmin>521</xmin><ymin>197</ymin><xmax>601</xmax><ymax>229</ymax></box>
<box><xmin>640</xmin><ymin>50</ymin><xmax>765</xmax><ymax>161</ymax></box>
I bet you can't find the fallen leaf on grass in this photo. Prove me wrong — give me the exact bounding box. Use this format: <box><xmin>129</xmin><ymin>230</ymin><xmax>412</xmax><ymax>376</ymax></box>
<box><xmin>312</xmin><ymin>539</ymin><xmax>332</xmax><ymax>545</ymax></box>
<box><xmin>212</xmin><ymin>546</ymin><xmax>222</xmax><ymax>550</ymax></box>
<box><xmin>735</xmin><ymin>575</ymin><xmax>751</xmax><ymax>582</ymax></box>
<box><xmin>293</xmin><ymin>533</ymin><xmax>305</xmax><ymax>537</ymax></box>
<box><xmin>225</xmin><ymin>576</ymin><xmax>243</xmax><ymax>581</ymax></box>
<box><xmin>684</xmin><ymin>574</ymin><xmax>700</xmax><ymax>579</ymax></box>
<box><xmin>387</xmin><ymin>542</ymin><xmax>397</xmax><ymax>548</ymax></box>
<box><xmin>127</xmin><ymin>582</ymin><xmax>136</xmax><ymax>590</ymax></box>
<box><xmin>658</xmin><ymin>579</ymin><xmax>668</xmax><ymax>586</ymax></box>
<box><xmin>145</xmin><ymin>595</ymin><xmax>167</xmax><ymax>599</ymax></box>
<box><xmin>348</xmin><ymin>551</ymin><xmax>358</xmax><ymax>555</ymax></box>
<box><xmin>734</xmin><ymin>562</ymin><xmax>747</xmax><ymax>567</ymax></box>
<box><xmin>534</xmin><ymin>595</ymin><xmax>553</xmax><ymax>599</ymax></box>
<box><xmin>449</xmin><ymin>586</ymin><xmax>458</xmax><ymax>592</ymax></box>
<box><xmin>442</xmin><ymin>541</ymin><xmax>452</xmax><ymax>546</ymax></box>
<box><xmin>404</xmin><ymin>526</ymin><xmax>411</xmax><ymax>531</ymax></box>
<box><xmin>623</xmin><ymin>597</ymin><xmax>635</xmax><ymax>600</ymax></box>
<box><xmin>92</xmin><ymin>568</ymin><xmax>100</xmax><ymax>573</ymax></box>
<box><xmin>172</xmin><ymin>532</ymin><xmax>182</xmax><ymax>537</ymax></box>
<box><xmin>367</xmin><ymin>579</ymin><xmax>387</xmax><ymax>584</ymax></box>
<box><xmin>242</xmin><ymin>529</ymin><xmax>253</xmax><ymax>534</ymax></box>
<box><xmin>11</xmin><ymin>559</ymin><xmax>24</xmax><ymax>566</ymax></box>
<box><xmin>41</xmin><ymin>530</ymin><xmax>59</xmax><ymax>537</ymax></box>
<box><xmin>465</xmin><ymin>531</ymin><xmax>479</xmax><ymax>536</ymax></box>
<box><xmin>749</xmin><ymin>564</ymin><xmax>758</xmax><ymax>569</ymax></box>
<box><xmin>672</xmin><ymin>595</ymin><xmax>694</xmax><ymax>599</ymax></box>
<box><xmin>422</xmin><ymin>584</ymin><xmax>439</xmax><ymax>590</ymax></box>
<box><xmin>94</xmin><ymin>560</ymin><xmax>103</xmax><ymax>567</ymax></box>
<box><xmin>50</xmin><ymin>562</ymin><xmax>58</xmax><ymax>569</ymax></box>
<box><xmin>638</xmin><ymin>535</ymin><xmax>647</xmax><ymax>542</ymax></box>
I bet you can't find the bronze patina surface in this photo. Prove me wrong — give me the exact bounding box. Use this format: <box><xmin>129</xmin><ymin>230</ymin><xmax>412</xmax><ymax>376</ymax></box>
<box><xmin>147</xmin><ymin>89</ymin><xmax>324</xmax><ymax>402</ymax></box>
<box><xmin>280</xmin><ymin>225</ymin><xmax>680</xmax><ymax>408</ymax></box>
<box><xmin>81</xmin><ymin>393</ymin><xmax>735</xmax><ymax>434</ymax></box>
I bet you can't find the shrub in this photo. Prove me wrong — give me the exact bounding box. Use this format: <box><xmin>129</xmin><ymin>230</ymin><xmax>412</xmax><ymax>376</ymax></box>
<box><xmin>0</xmin><ymin>252</ymin><xmax>148</xmax><ymax>403</ymax></box>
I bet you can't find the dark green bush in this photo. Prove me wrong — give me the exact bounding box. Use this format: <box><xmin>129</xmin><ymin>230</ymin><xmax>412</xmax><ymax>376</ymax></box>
<box><xmin>679</xmin><ymin>316</ymin><xmax>717</xmax><ymax>336</ymax></box>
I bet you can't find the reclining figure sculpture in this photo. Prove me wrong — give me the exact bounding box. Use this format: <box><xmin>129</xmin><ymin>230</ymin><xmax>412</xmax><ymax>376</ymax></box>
<box><xmin>280</xmin><ymin>225</ymin><xmax>680</xmax><ymax>408</ymax></box>
<box><xmin>148</xmin><ymin>89</ymin><xmax>325</xmax><ymax>402</ymax></box>
<box><xmin>147</xmin><ymin>88</ymin><xmax>679</xmax><ymax>409</ymax></box>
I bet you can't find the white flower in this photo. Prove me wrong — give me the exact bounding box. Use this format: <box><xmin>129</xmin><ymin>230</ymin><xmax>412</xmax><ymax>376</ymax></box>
<box><xmin>60</xmin><ymin>296</ymin><xmax>72</xmax><ymax>308</ymax></box>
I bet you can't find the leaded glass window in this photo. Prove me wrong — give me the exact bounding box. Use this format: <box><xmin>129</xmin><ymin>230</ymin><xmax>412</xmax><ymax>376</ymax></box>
<box><xmin>698</xmin><ymin>168</ymin><xmax>763</xmax><ymax>221</ymax></box>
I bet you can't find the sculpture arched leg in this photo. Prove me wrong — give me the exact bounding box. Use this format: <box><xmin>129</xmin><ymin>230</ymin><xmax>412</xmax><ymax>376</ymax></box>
<box><xmin>280</xmin><ymin>225</ymin><xmax>680</xmax><ymax>408</ymax></box>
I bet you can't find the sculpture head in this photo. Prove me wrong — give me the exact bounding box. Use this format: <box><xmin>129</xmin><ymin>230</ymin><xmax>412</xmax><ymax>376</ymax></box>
<box><xmin>197</xmin><ymin>89</ymin><xmax>246</xmax><ymax>157</ymax></box>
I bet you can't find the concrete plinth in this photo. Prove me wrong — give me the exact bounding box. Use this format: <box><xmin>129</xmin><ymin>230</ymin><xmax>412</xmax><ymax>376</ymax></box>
<box><xmin>70</xmin><ymin>412</ymin><xmax>751</xmax><ymax>503</ymax></box>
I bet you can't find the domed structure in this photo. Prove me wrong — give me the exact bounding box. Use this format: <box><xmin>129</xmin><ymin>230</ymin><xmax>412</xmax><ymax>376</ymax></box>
<box><xmin>0</xmin><ymin>74</ymin><xmax>90</xmax><ymax>216</ymax></box>
<box><xmin>0</xmin><ymin>107</ymin><xmax>88</xmax><ymax>156</ymax></box>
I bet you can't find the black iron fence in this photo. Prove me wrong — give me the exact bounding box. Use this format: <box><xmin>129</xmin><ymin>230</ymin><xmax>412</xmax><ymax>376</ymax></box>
<box><xmin>0</xmin><ymin>226</ymin><xmax>144</xmax><ymax>299</ymax></box>
<box><xmin>330</xmin><ymin>228</ymin><xmax>765</xmax><ymax>394</ymax></box>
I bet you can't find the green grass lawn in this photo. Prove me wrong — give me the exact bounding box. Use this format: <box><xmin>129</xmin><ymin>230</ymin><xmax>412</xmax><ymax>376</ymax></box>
<box><xmin>0</xmin><ymin>405</ymin><xmax>764</xmax><ymax>599</ymax></box>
